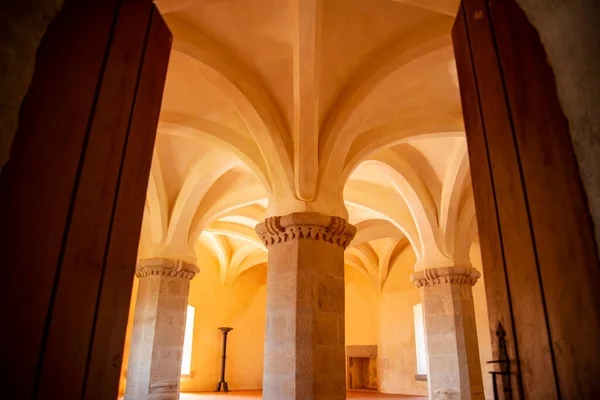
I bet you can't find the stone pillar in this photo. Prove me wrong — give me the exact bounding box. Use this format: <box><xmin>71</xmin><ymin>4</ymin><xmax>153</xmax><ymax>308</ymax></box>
<box><xmin>256</xmin><ymin>212</ymin><xmax>356</xmax><ymax>400</ymax></box>
<box><xmin>410</xmin><ymin>267</ymin><xmax>484</xmax><ymax>400</ymax></box>
<box><xmin>124</xmin><ymin>258</ymin><xmax>199</xmax><ymax>400</ymax></box>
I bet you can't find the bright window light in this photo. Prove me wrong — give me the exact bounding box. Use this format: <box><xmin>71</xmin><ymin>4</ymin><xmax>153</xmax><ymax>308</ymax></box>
<box><xmin>413</xmin><ymin>303</ymin><xmax>427</xmax><ymax>375</ymax></box>
<box><xmin>181</xmin><ymin>305</ymin><xmax>195</xmax><ymax>376</ymax></box>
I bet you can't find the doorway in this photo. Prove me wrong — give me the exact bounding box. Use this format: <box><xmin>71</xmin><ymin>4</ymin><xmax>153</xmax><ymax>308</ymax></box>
<box><xmin>2</xmin><ymin>1</ymin><xmax>600</xmax><ymax>399</ymax></box>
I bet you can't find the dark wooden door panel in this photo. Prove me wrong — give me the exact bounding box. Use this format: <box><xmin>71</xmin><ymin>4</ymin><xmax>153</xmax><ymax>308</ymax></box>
<box><xmin>37</xmin><ymin>1</ymin><xmax>155</xmax><ymax>397</ymax></box>
<box><xmin>0</xmin><ymin>1</ymin><xmax>122</xmax><ymax>396</ymax></box>
<box><xmin>452</xmin><ymin>8</ymin><xmax>522</xmax><ymax>399</ymax></box>
<box><xmin>83</xmin><ymin>9</ymin><xmax>172</xmax><ymax>400</ymax></box>
<box><xmin>488</xmin><ymin>1</ymin><xmax>600</xmax><ymax>397</ymax></box>
<box><xmin>0</xmin><ymin>1</ymin><xmax>171</xmax><ymax>398</ymax></box>
<box><xmin>454</xmin><ymin>0</ymin><xmax>600</xmax><ymax>398</ymax></box>
<box><xmin>454</xmin><ymin>2</ymin><xmax>557</xmax><ymax>397</ymax></box>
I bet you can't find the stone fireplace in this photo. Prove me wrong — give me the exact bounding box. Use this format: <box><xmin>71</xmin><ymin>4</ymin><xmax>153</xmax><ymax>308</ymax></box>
<box><xmin>346</xmin><ymin>345</ymin><xmax>378</xmax><ymax>391</ymax></box>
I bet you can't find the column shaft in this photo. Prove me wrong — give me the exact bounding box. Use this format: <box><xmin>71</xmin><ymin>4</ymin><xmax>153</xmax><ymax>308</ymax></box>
<box><xmin>256</xmin><ymin>212</ymin><xmax>355</xmax><ymax>400</ymax></box>
<box><xmin>412</xmin><ymin>267</ymin><xmax>484</xmax><ymax>400</ymax></box>
<box><xmin>125</xmin><ymin>259</ymin><xmax>198</xmax><ymax>400</ymax></box>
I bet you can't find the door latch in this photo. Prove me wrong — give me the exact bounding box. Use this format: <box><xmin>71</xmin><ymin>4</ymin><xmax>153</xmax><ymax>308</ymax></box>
<box><xmin>487</xmin><ymin>322</ymin><xmax>512</xmax><ymax>400</ymax></box>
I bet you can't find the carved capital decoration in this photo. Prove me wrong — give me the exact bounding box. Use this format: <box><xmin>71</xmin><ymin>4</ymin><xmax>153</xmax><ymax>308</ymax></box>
<box><xmin>410</xmin><ymin>266</ymin><xmax>480</xmax><ymax>288</ymax></box>
<box><xmin>136</xmin><ymin>258</ymin><xmax>199</xmax><ymax>280</ymax></box>
<box><xmin>255</xmin><ymin>212</ymin><xmax>356</xmax><ymax>249</ymax></box>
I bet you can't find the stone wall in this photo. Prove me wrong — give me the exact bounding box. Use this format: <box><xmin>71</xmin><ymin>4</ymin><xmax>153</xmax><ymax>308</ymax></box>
<box><xmin>345</xmin><ymin>265</ymin><xmax>379</xmax><ymax>346</ymax></box>
<box><xmin>181</xmin><ymin>257</ymin><xmax>267</xmax><ymax>391</ymax></box>
<box><xmin>378</xmin><ymin>247</ymin><xmax>428</xmax><ymax>396</ymax></box>
<box><xmin>0</xmin><ymin>0</ymin><xmax>64</xmax><ymax>172</ymax></box>
<box><xmin>119</xmin><ymin>245</ymin><xmax>268</xmax><ymax>394</ymax></box>
<box><xmin>377</xmin><ymin>245</ymin><xmax>493</xmax><ymax>398</ymax></box>
<box><xmin>118</xmin><ymin>242</ymin><xmax>493</xmax><ymax>397</ymax></box>
<box><xmin>515</xmin><ymin>0</ymin><xmax>600</xmax><ymax>255</ymax></box>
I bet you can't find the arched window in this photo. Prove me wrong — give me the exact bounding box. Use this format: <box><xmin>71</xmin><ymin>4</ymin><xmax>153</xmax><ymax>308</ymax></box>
<box><xmin>181</xmin><ymin>305</ymin><xmax>195</xmax><ymax>376</ymax></box>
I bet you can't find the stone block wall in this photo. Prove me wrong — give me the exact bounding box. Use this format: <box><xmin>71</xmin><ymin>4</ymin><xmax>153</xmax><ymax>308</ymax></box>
<box><xmin>1</xmin><ymin>0</ymin><xmax>64</xmax><ymax>171</ymax></box>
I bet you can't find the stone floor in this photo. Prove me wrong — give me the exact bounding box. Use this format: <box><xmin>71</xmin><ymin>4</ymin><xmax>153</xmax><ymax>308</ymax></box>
<box><xmin>180</xmin><ymin>391</ymin><xmax>426</xmax><ymax>399</ymax></box>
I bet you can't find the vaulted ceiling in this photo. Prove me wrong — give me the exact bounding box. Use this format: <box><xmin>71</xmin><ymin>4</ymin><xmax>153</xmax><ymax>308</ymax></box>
<box><xmin>138</xmin><ymin>0</ymin><xmax>477</xmax><ymax>287</ymax></box>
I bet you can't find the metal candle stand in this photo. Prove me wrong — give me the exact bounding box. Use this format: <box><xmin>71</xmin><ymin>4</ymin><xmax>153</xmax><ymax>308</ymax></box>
<box><xmin>215</xmin><ymin>327</ymin><xmax>233</xmax><ymax>392</ymax></box>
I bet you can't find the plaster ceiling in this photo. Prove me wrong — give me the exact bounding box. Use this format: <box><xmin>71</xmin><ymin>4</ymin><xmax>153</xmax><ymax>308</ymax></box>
<box><xmin>138</xmin><ymin>0</ymin><xmax>478</xmax><ymax>287</ymax></box>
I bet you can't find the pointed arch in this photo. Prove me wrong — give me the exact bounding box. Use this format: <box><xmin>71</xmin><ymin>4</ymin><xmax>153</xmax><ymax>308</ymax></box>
<box><xmin>340</xmin><ymin>123</ymin><xmax>464</xmax><ymax>185</ymax></box>
<box><xmin>344</xmin><ymin>254</ymin><xmax>373</xmax><ymax>281</ymax></box>
<box><xmin>454</xmin><ymin>185</ymin><xmax>477</xmax><ymax>265</ymax></box>
<box><xmin>188</xmin><ymin>177</ymin><xmax>267</xmax><ymax>243</ymax></box>
<box><xmin>439</xmin><ymin>140</ymin><xmax>470</xmax><ymax>256</ymax></box>
<box><xmin>145</xmin><ymin>150</ymin><xmax>169</xmax><ymax>246</ymax></box>
<box><xmin>228</xmin><ymin>244</ymin><xmax>267</xmax><ymax>285</ymax></box>
<box><xmin>163</xmin><ymin>156</ymin><xmax>241</xmax><ymax>257</ymax></box>
<box><xmin>378</xmin><ymin>238</ymin><xmax>408</xmax><ymax>289</ymax></box>
<box><xmin>344</xmin><ymin>180</ymin><xmax>421</xmax><ymax>257</ymax></box>
<box><xmin>205</xmin><ymin>221</ymin><xmax>266</xmax><ymax>250</ymax></box>
<box><xmin>355</xmin><ymin>158</ymin><xmax>448</xmax><ymax>266</ymax></box>
<box><xmin>199</xmin><ymin>232</ymin><xmax>231</xmax><ymax>284</ymax></box>
<box><xmin>386</xmin><ymin>237</ymin><xmax>413</xmax><ymax>277</ymax></box>
<box><xmin>165</xmin><ymin>15</ymin><xmax>294</xmax><ymax>194</ymax></box>
<box><xmin>218</xmin><ymin>204</ymin><xmax>267</xmax><ymax>226</ymax></box>
<box><xmin>350</xmin><ymin>243</ymin><xmax>379</xmax><ymax>277</ymax></box>
<box><xmin>158</xmin><ymin>112</ymin><xmax>271</xmax><ymax>193</ymax></box>
<box><xmin>319</xmin><ymin>21</ymin><xmax>454</xmax><ymax>182</ymax></box>
<box><xmin>352</xmin><ymin>219</ymin><xmax>404</xmax><ymax>246</ymax></box>
<box><xmin>137</xmin><ymin>205</ymin><xmax>155</xmax><ymax>259</ymax></box>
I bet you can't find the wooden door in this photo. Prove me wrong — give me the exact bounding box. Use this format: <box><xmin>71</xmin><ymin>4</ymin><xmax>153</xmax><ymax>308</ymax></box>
<box><xmin>453</xmin><ymin>0</ymin><xmax>600</xmax><ymax>398</ymax></box>
<box><xmin>0</xmin><ymin>0</ymin><xmax>171</xmax><ymax>398</ymax></box>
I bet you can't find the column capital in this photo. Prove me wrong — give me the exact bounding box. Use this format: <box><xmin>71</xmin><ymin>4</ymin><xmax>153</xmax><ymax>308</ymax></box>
<box><xmin>410</xmin><ymin>266</ymin><xmax>480</xmax><ymax>288</ymax></box>
<box><xmin>255</xmin><ymin>211</ymin><xmax>356</xmax><ymax>250</ymax></box>
<box><xmin>135</xmin><ymin>258</ymin><xmax>199</xmax><ymax>280</ymax></box>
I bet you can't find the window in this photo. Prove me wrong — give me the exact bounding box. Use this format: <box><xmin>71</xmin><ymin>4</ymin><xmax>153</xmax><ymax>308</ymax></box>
<box><xmin>413</xmin><ymin>303</ymin><xmax>427</xmax><ymax>375</ymax></box>
<box><xmin>181</xmin><ymin>305</ymin><xmax>195</xmax><ymax>376</ymax></box>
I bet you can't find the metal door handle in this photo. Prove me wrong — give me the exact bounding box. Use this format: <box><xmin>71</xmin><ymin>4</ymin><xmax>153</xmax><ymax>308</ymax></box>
<box><xmin>488</xmin><ymin>322</ymin><xmax>512</xmax><ymax>400</ymax></box>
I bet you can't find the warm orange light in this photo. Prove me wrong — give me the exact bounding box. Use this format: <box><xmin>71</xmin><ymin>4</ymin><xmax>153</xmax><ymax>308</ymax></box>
<box><xmin>181</xmin><ymin>305</ymin><xmax>195</xmax><ymax>376</ymax></box>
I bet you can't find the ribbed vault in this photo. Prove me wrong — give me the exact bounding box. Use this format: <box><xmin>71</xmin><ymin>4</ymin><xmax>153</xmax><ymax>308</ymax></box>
<box><xmin>137</xmin><ymin>0</ymin><xmax>479</xmax><ymax>284</ymax></box>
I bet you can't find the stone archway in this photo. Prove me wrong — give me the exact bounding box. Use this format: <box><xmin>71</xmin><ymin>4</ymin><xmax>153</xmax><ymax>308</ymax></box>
<box><xmin>2</xmin><ymin>1</ymin><xmax>600</xmax><ymax>399</ymax></box>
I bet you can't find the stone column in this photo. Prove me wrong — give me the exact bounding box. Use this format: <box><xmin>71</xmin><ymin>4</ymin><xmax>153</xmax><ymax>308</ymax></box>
<box><xmin>410</xmin><ymin>267</ymin><xmax>484</xmax><ymax>400</ymax></box>
<box><xmin>256</xmin><ymin>212</ymin><xmax>356</xmax><ymax>400</ymax></box>
<box><xmin>124</xmin><ymin>258</ymin><xmax>199</xmax><ymax>400</ymax></box>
